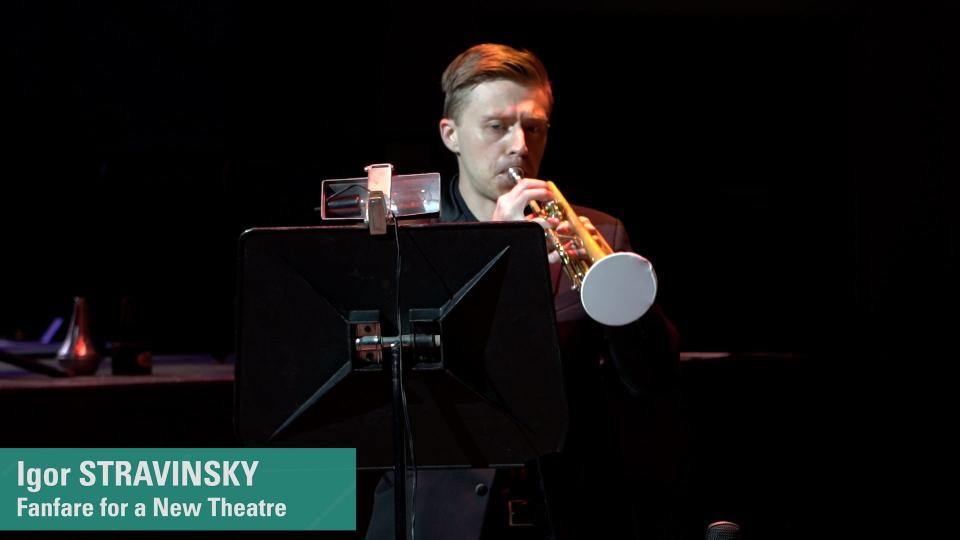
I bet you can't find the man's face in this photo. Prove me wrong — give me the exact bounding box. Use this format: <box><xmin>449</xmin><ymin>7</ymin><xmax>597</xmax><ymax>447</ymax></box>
<box><xmin>441</xmin><ymin>79</ymin><xmax>551</xmax><ymax>203</ymax></box>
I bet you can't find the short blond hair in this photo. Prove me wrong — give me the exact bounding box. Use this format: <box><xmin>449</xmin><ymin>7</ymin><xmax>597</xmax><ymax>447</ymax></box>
<box><xmin>441</xmin><ymin>43</ymin><xmax>553</xmax><ymax>121</ymax></box>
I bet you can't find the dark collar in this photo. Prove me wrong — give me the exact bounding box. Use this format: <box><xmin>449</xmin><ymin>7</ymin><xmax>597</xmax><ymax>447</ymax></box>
<box><xmin>439</xmin><ymin>174</ymin><xmax>479</xmax><ymax>223</ymax></box>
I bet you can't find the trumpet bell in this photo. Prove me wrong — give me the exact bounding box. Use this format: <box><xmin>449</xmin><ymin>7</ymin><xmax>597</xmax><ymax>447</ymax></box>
<box><xmin>580</xmin><ymin>252</ymin><xmax>658</xmax><ymax>326</ymax></box>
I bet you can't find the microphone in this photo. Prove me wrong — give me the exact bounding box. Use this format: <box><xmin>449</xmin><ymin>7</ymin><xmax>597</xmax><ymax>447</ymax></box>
<box><xmin>706</xmin><ymin>520</ymin><xmax>741</xmax><ymax>540</ymax></box>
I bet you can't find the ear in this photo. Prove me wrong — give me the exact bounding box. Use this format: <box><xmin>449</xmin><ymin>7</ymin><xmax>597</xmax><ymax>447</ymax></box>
<box><xmin>439</xmin><ymin>118</ymin><xmax>460</xmax><ymax>154</ymax></box>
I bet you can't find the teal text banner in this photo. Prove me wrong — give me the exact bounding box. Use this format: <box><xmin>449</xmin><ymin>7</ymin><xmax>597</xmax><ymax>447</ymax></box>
<box><xmin>0</xmin><ymin>448</ymin><xmax>355</xmax><ymax>530</ymax></box>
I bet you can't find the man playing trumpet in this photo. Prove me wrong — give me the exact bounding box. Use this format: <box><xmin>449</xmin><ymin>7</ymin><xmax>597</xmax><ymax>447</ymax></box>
<box><xmin>438</xmin><ymin>43</ymin><xmax>682</xmax><ymax>539</ymax></box>
<box><xmin>368</xmin><ymin>43</ymin><xmax>682</xmax><ymax>540</ymax></box>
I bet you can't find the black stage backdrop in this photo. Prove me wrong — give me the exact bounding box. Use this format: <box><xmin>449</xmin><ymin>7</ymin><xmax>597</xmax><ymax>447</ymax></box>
<box><xmin>3</xmin><ymin>2</ymin><xmax>953</xmax><ymax>356</ymax></box>
<box><xmin>1</xmin><ymin>2</ymin><xmax>955</xmax><ymax>536</ymax></box>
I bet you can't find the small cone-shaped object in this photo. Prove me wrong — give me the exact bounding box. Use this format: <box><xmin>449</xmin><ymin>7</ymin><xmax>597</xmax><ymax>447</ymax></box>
<box><xmin>57</xmin><ymin>296</ymin><xmax>102</xmax><ymax>375</ymax></box>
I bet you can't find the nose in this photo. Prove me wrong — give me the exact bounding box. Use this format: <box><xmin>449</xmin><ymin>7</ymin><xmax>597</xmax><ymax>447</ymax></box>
<box><xmin>507</xmin><ymin>124</ymin><xmax>528</xmax><ymax>156</ymax></box>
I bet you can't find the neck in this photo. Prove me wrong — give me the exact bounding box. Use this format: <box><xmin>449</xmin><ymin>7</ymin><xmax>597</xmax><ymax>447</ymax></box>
<box><xmin>457</xmin><ymin>173</ymin><xmax>496</xmax><ymax>221</ymax></box>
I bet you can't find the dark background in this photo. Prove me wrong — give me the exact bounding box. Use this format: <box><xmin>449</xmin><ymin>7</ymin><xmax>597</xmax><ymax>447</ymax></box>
<box><xmin>1</xmin><ymin>1</ymin><xmax>955</xmax><ymax>537</ymax></box>
<box><xmin>2</xmin><ymin>2</ymin><xmax>954</xmax><ymax>357</ymax></box>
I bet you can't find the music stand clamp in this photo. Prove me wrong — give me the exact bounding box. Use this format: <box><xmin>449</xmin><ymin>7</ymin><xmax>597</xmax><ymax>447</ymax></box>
<box><xmin>364</xmin><ymin>163</ymin><xmax>392</xmax><ymax>235</ymax></box>
<box><xmin>319</xmin><ymin>163</ymin><xmax>442</xmax><ymax>237</ymax></box>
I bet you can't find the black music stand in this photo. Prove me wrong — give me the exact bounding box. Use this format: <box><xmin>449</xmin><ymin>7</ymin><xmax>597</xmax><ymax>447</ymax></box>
<box><xmin>234</xmin><ymin>222</ymin><xmax>567</xmax><ymax>538</ymax></box>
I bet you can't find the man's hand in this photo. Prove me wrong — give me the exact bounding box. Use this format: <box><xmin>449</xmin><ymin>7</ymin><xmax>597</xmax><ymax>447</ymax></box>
<box><xmin>491</xmin><ymin>177</ymin><xmax>602</xmax><ymax>266</ymax></box>
<box><xmin>547</xmin><ymin>215</ymin><xmax>600</xmax><ymax>265</ymax></box>
<box><xmin>491</xmin><ymin>178</ymin><xmax>554</xmax><ymax>221</ymax></box>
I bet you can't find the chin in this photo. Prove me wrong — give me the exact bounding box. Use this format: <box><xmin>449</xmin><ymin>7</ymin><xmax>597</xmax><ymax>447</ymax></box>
<box><xmin>493</xmin><ymin>175</ymin><xmax>515</xmax><ymax>192</ymax></box>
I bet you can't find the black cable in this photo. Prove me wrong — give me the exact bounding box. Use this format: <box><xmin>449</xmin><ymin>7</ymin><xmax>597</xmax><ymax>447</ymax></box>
<box><xmin>313</xmin><ymin>183</ymin><xmax>368</xmax><ymax>215</ymax></box>
<box><xmin>317</xmin><ymin>183</ymin><xmax>417</xmax><ymax>537</ymax></box>
<box><xmin>391</xmin><ymin>214</ymin><xmax>416</xmax><ymax>540</ymax></box>
<box><xmin>327</xmin><ymin>182</ymin><xmax>368</xmax><ymax>199</ymax></box>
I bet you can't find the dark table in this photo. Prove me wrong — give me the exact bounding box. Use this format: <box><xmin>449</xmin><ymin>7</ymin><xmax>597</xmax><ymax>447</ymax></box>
<box><xmin>1</xmin><ymin>354</ymin><xmax>236</xmax><ymax>446</ymax></box>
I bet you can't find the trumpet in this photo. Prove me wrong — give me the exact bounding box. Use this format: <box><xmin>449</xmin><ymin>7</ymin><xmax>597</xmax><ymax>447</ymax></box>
<box><xmin>508</xmin><ymin>167</ymin><xmax>657</xmax><ymax>326</ymax></box>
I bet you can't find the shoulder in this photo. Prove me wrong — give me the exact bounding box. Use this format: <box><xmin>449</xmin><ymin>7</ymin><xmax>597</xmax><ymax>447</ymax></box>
<box><xmin>440</xmin><ymin>175</ymin><xmax>466</xmax><ymax>222</ymax></box>
<box><xmin>570</xmin><ymin>204</ymin><xmax>629</xmax><ymax>250</ymax></box>
<box><xmin>570</xmin><ymin>205</ymin><xmax>622</xmax><ymax>227</ymax></box>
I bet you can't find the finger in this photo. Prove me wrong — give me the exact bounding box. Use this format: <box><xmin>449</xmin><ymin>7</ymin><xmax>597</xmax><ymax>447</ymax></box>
<box><xmin>514</xmin><ymin>179</ymin><xmax>555</xmax><ymax>200</ymax></box>
<box><xmin>494</xmin><ymin>188</ymin><xmax>551</xmax><ymax>220</ymax></box>
<box><xmin>528</xmin><ymin>216</ymin><xmax>552</xmax><ymax>230</ymax></box>
<box><xmin>530</xmin><ymin>216</ymin><xmax>560</xmax><ymax>228</ymax></box>
<box><xmin>555</xmin><ymin>220</ymin><xmax>585</xmax><ymax>236</ymax></box>
<box><xmin>566</xmin><ymin>247</ymin><xmax>588</xmax><ymax>260</ymax></box>
<box><xmin>578</xmin><ymin>215</ymin><xmax>598</xmax><ymax>233</ymax></box>
<box><xmin>492</xmin><ymin>202</ymin><xmax>527</xmax><ymax>221</ymax></box>
<box><xmin>516</xmin><ymin>178</ymin><xmax>550</xmax><ymax>190</ymax></box>
<box><xmin>515</xmin><ymin>188</ymin><xmax>553</xmax><ymax>205</ymax></box>
<box><xmin>544</xmin><ymin>237</ymin><xmax>558</xmax><ymax>253</ymax></box>
<box><xmin>499</xmin><ymin>186</ymin><xmax>553</xmax><ymax>214</ymax></box>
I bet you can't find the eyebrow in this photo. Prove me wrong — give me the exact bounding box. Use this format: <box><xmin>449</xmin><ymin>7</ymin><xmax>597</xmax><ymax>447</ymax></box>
<box><xmin>481</xmin><ymin>114</ymin><xmax>549</xmax><ymax>123</ymax></box>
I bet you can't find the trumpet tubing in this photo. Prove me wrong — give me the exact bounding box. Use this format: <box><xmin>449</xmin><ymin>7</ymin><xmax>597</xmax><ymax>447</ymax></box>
<box><xmin>507</xmin><ymin>167</ymin><xmax>657</xmax><ymax>326</ymax></box>
<box><xmin>529</xmin><ymin>197</ymin><xmax>590</xmax><ymax>289</ymax></box>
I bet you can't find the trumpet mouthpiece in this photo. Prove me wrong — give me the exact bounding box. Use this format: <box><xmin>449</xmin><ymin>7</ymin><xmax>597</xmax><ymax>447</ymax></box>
<box><xmin>506</xmin><ymin>167</ymin><xmax>525</xmax><ymax>184</ymax></box>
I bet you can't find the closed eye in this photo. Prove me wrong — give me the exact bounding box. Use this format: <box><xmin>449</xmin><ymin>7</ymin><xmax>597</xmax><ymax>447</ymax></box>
<box><xmin>524</xmin><ymin>120</ymin><xmax>550</xmax><ymax>136</ymax></box>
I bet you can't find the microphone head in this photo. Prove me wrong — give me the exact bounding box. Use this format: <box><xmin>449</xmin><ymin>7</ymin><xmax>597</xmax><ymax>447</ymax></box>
<box><xmin>706</xmin><ymin>521</ymin><xmax>741</xmax><ymax>540</ymax></box>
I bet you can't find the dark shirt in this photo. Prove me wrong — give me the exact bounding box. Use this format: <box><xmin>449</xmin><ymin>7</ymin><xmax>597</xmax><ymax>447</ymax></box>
<box><xmin>439</xmin><ymin>173</ymin><xmax>480</xmax><ymax>223</ymax></box>
<box><xmin>441</xmin><ymin>174</ymin><xmax>678</xmax><ymax>395</ymax></box>
<box><xmin>367</xmin><ymin>176</ymin><xmax>681</xmax><ymax>540</ymax></box>
<box><xmin>440</xmin><ymin>175</ymin><xmax>682</xmax><ymax>539</ymax></box>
